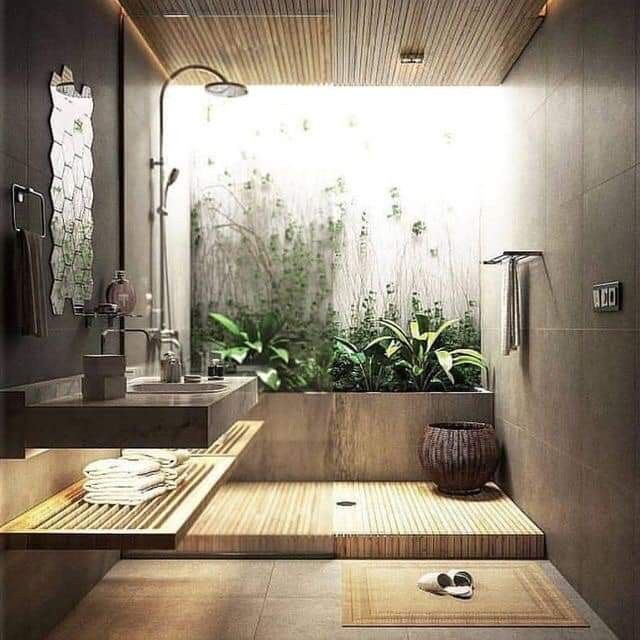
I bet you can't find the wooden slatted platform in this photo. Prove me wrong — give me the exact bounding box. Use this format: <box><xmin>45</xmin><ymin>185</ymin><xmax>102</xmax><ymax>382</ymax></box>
<box><xmin>0</xmin><ymin>458</ymin><xmax>236</xmax><ymax>550</ymax></box>
<box><xmin>175</xmin><ymin>482</ymin><xmax>544</xmax><ymax>559</ymax></box>
<box><xmin>181</xmin><ymin>482</ymin><xmax>334</xmax><ymax>556</ymax></box>
<box><xmin>187</xmin><ymin>420</ymin><xmax>263</xmax><ymax>456</ymax></box>
<box><xmin>333</xmin><ymin>482</ymin><xmax>544</xmax><ymax>559</ymax></box>
<box><xmin>0</xmin><ymin>420</ymin><xmax>265</xmax><ymax>551</ymax></box>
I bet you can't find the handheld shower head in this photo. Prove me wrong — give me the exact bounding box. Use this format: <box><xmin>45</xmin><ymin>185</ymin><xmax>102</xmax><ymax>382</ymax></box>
<box><xmin>167</xmin><ymin>168</ymin><xmax>180</xmax><ymax>187</ymax></box>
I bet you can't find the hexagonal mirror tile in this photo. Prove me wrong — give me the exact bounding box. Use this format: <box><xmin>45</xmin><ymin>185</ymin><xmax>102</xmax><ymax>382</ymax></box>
<box><xmin>49</xmin><ymin>66</ymin><xmax>94</xmax><ymax>315</ymax></box>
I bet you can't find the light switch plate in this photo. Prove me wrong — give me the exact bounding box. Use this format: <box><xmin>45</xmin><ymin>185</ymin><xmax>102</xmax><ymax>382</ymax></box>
<box><xmin>592</xmin><ymin>281</ymin><xmax>621</xmax><ymax>312</ymax></box>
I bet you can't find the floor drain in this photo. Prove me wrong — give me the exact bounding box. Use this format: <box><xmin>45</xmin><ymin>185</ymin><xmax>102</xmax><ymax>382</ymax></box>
<box><xmin>336</xmin><ymin>500</ymin><xmax>357</xmax><ymax>507</ymax></box>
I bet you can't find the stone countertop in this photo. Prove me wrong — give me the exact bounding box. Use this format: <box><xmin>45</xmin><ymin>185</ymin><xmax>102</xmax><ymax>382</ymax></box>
<box><xmin>3</xmin><ymin>376</ymin><xmax>259</xmax><ymax>454</ymax></box>
<box><xmin>31</xmin><ymin>376</ymin><xmax>257</xmax><ymax>409</ymax></box>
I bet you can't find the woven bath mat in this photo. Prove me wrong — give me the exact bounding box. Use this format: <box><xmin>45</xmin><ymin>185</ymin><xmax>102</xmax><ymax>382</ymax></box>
<box><xmin>342</xmin><ymin>560</ymin><xmax>588</xmax><ymax>627</ymax></box>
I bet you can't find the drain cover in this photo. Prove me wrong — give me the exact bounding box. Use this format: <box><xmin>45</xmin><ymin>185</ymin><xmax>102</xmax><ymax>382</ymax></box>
<box><xmin>336</xmin><ymin>500</ymin><xmax>356</xmax><ymax>507</ymax></box>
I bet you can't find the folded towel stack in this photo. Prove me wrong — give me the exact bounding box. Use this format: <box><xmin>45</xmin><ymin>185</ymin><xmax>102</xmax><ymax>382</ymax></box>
<box><xmin>122</xmin><ymin>449</ymin><xmax>191</xmax><ymax>490</ymax></box>
<box><xmin>83</xmin><ymin>458</ymin><xmax>167</xmax><ymax>506</ymax></box>
<box><xmin>82</xmin><ymin>450</ymin><xmax>192</xmax><ymax>506</ymax></box>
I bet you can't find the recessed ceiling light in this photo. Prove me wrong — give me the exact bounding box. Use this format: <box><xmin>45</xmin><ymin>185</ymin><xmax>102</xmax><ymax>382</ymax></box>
<box><xmin>163</xmin><ymin>13</ymin><xmax>190</xmax><ymax>18</ymax></box>
<box><xmin>400</xmin><ymin>52</ymin><xmax>424</xmax><ymax>64</ymax></box>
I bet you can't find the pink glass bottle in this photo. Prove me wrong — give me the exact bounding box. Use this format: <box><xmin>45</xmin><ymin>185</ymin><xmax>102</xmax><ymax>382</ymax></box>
<box><xmin>105</xmin><ymin>270</ymin><xmax>137</xmax><ymax>315</ymax></box>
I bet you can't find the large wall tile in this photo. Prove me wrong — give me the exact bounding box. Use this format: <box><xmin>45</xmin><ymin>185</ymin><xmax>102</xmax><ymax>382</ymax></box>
<box><xmin>504</xmin><ymin>25</ymin><xmax>547</xmax><ymax>123</ymax></box>
<box><xmin>546</xmin><ymin>68</ymin><xmax>583</xmax><ymax>207</ymax></box>
<box><xmin>579</xmin><ymin>472</ymin><xmax>636</xmax><ymax>640</ymax></box>
<box><xmin>583</xmin><ymin>0</ymin><xmax>636</xmax><ymax>189</ymax></box>
<box><xmin>545</xmin><ymin>0</ymin><xmax>583</xmax><ymax>94</ymax></box>
<box><xmin>545</xmin><ymin>197</ymin><xmax>584</xmax><ymax>328</ymax></box>
<box><xmin>583</xmin><ymin>167</ymin><xmax>636</xmax><ymax>329</ymax></box>
<box><xmin>536</xmin><ymin>329</ymin><xmax>584</xmax><ymax>456</ymax></box>
<box><xmin>0</xmin><ymin>0</ymin><xmax>28</xmax><ymax>163</ymax></box>
<box><xmin>483</xmin><ymin>0</ymin><xmax>639</xmax><ymax>636</ymax></box>
<box><xmin>581</xmin><ymin>330</ymin><xmax>637</xmax><ymax>490</ymax></box>
<box><xmin>27</xmin><ymin>0</ymin><xmax>85</xmax><ymax>174</ymax></box>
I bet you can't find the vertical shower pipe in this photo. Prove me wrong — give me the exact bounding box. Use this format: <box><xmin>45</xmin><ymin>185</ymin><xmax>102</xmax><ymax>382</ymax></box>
<box><xmin>153</xmin><ymin>65</ymin><xmax>232</xmax><ymax>333</ymax></box>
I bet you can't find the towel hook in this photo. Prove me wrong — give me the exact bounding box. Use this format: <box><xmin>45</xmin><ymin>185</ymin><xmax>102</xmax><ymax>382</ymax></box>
<box><xmin>11</xmin><ymin>183</ymin><xmax>47</xmax><ymax>239</ymax></box>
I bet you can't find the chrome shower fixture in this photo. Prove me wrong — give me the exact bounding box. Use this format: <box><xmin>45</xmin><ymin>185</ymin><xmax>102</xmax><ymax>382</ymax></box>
<box><xmin>151</xmin><ymin>64</ymin><xmax>247</xmax><ymax>348</ymax></box>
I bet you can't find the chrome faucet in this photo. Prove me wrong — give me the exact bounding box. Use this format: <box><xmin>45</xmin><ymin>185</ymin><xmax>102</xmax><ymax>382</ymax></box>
<box><xmin>100</xmin><ymin>327</ymin><xmax>158</xmax><ymax>355</ymax></box>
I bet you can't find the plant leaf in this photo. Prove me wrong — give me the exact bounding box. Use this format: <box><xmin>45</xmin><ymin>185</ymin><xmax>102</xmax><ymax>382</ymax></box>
<box><xmin>257</xmin><ymin>368</ymin><xmax>281</xmax><ymax>391</ymax></box>
<box><xmin>426</xmin><ymin>318</ymin><xmax>459</xmax><ymax>351</ymax></box>
<box><xmin>335</xmin><ymin>336</ymin><xmax>359</xmax><ymax>355</ymax></box>
<box><xmin>380</xmin><ymin>319</ymin><xmax>413</xmax><ymax>352</ymax></box>
<box><xmin>269</xmin><ymin>345</ymin><xmax>289</xmax><ymax>364</ymax></box>
<box><xmin>409</xmin><ymin>320</ymin><xmax>430</xmax><ymax>341</ymax></box>
<box><xmin>225</xmin><ymin>346</ymin><xmax>249</xmax><ymax>364</ymax></box>
<box><xmin>435</xmin><ymin>349</ymin><xmax>455</xmax><ymax>383</ymax></box>
<box><xmin>385</xmin><ymin>341</ymin><xmax>401</xmax><ymax>359</ymax></box>
<box><xmin>209</xmin><ymin>313</ymin><xmax>249</xmax><ymax>340</ymax></box>
<box><xmin>363</xmin><ymin>335</ymin><xmax>393</xmax><ymax>352</ymax></box>
<box><xmin>245</xmin><ymin>339</ymin><xmax>263</xmax><ymax>354</ymax></box>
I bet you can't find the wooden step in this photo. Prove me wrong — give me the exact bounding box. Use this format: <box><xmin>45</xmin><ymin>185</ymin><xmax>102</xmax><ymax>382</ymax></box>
<box><xmin>173</xmin><ymin>481</ymin><xmax>544</xmax><ymax>559</ymax></box>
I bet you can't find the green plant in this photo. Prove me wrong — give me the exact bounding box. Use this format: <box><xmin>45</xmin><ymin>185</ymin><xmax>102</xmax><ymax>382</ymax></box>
<box><xmin>208</xmin><ymin>312</ymin><xmax>290</xmax><ymax>390</ymax></box>
<box><xmin>378</xmin><ymin>315</ymin><xmax>486</xmax><ymax>392</ymax></box>
<box><xmin>333</xmin><ymin>336</ymin><xmax>393</xmax><ymax>392</ymax></box>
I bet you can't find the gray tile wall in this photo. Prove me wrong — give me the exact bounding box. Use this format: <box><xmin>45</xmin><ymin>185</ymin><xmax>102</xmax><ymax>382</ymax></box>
<box><xmin>0</xmin><ymin>3</ymin><xmax>165</xmax><ymax>639</ymax></box>
<box><xmin>0</xmin><ymin>0</ymin><xmax>121</xmax><ymax>387</ymax></box>
<box><xmin>481</xmin><ymin>0</ymin><xmax>639</xmax><ymax>638</ymax></box>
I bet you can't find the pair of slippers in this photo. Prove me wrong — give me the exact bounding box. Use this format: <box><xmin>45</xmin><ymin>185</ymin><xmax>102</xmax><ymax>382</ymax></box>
<box><xmin>417</xmin><ymin>569</ymin><xmax>474</xmax><ymax>599</ymax></box>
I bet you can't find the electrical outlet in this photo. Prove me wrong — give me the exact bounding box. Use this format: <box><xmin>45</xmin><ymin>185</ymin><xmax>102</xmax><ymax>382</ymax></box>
<box><xmin>592</xmin><ymin>281</ymin><xmax>621</xmax><ymax>312</ymax></box>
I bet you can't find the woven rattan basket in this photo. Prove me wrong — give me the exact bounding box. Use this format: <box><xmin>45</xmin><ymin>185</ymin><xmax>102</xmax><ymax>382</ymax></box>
<box><xmin>419</xmin><ymin>422</ymin><xmax>499</xmax><ymax>495</ymax></box>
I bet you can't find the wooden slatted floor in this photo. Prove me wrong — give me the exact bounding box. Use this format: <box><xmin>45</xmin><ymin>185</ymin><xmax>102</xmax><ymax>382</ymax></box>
<box><xmin>177</xmin><ymin>482</ymin><xmax>544</xmax><ymax>559</ymax></box>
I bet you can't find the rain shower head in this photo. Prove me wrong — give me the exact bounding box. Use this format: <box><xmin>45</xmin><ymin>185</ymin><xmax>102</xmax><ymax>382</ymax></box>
<box><xmin>205</xmin><ymin>81</ymin><xmax>248</xmax><ymax>98</ymax></box>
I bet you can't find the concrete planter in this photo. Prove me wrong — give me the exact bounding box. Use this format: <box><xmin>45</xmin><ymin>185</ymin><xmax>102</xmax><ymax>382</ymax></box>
<box><xmin>234</xmin><ymin>390</ymin><xmax>494</xmax><ymax>482</ymax></box>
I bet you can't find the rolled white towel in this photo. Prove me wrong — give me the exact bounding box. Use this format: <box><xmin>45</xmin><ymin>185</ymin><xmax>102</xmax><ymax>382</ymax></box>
<box><xmin>122</xmin><ymin>449</ymin><xmax>191</xmax><ymax>468</ymax></box>
<box><xmin>164</xmin><ymin>473</ymin><xmax>187</xmax><ymax>490</ymax></box>
<box><xmin>83</xmin><ymin>471</ymin><xmax>166</xmax><ymax>492</ymax></box>
<box><xmin>163</xmin><ymin>463</ymin><xmax>188</xmax><ymax>481</ymax></box>
<box><xmin>83</xmin><ymin>457</ymin><xmax>161</xmax><ymax>478</ymax></box>
<box><xmin>84</xmin><ymin>484</ymin><xmax>167</xmax><ymax>506</ymax></box>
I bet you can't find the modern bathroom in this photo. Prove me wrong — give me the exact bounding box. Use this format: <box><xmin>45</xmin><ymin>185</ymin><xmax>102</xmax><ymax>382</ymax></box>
<box><xmin>0</xmin><ymin>1</ymin><xmax>638</xmax><ymax>639</ymax></box>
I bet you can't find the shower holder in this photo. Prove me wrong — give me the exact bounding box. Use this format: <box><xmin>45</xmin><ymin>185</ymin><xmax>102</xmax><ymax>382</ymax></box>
<box><xmin>482</xmin><ymin>250</ymin><xmax>543</xmax><ymax>265</ymax></box>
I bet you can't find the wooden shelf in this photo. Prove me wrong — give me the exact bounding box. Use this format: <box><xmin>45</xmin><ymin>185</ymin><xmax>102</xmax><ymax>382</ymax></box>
<box><xmin>0</xmin><ymin>458</ymin><xmax>236</xmax><ymax>550</ymax></box>
<box><xmin>0</xmin><ymin>418</ymin><xmax>265</xmax><ymax>551</ymax></box>
<box><xmin>187</xmin><ymin>420</ymin><xmax>263</xmax><ymax>456</ymax></box>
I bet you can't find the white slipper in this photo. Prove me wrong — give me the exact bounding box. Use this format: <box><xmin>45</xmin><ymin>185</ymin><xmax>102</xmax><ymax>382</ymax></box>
<box><xmin>447</xmin><ymin>569</ymin><xmax>474</xmax><ymax>589</ymax></box>
<box><xmin>444</xmin><ymin>585</ymin><xmax>474</xmax><ymax>599</ymax></box>
<box><xmin>417</xmin><ymin>571</ymin><xmax>453</xmax><ymax>595</ymax></box>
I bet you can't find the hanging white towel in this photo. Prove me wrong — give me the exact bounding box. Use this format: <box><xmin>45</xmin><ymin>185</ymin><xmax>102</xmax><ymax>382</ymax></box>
<box><xmin>501</xmin><ymin>257</ymin><xmax>521</xmax><ymax>355</ymax></box>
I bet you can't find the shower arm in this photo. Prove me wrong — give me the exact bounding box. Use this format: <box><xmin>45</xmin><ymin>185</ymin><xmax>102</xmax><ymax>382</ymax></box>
<box><xmin>151</xmin><ymin>65</ymin><xmax>230</xmax><ymax>332</ymax></box>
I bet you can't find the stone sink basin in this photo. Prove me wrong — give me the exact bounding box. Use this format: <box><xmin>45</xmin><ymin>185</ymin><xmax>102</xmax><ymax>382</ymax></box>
<box><xmin>128</xmin><ymin>378</ymin><xmax>227</xmax><ymax>394</ymax></box>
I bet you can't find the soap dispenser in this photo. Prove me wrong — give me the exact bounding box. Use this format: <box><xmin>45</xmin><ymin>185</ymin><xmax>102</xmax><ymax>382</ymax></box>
<box><xmin>105</xmin><ymin>270</ymin><xmax>137</xmax><ymax>315</ymax></box>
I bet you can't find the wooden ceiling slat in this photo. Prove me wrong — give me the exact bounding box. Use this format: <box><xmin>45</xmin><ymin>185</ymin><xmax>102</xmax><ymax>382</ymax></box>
<box><xmin>121</xmin><ymin>0</ymin><xmax>546</xmax><ymax>86</ymax></box>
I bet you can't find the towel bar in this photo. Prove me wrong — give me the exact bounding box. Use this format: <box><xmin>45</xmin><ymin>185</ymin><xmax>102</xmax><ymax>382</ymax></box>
<box><xmin>11</xmin><ymin>183</ymin><xmax>47</xmax><ymax>238</ymax></box>
<box><xmin>482</xmin><ymin>250</ymin><xmax>542</xmax><ymax>265</ymax></box>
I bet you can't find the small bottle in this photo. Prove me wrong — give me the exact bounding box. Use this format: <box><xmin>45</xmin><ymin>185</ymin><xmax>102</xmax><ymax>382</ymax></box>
<box><xmin>208</xmin><ymin>351</ymin><xmax>224</xmax><ymax>380</ymax></box>
<box><xmin>105</xmin><ymin>270</ymin><xmax>136</xmax><ymax>315</ymax></box>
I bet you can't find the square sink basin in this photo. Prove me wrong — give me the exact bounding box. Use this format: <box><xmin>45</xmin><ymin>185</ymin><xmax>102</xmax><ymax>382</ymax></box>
<box><xmin>128</xmin><ymin>379</ymin><xmax>227</xmax><ymax>394</ymax></box>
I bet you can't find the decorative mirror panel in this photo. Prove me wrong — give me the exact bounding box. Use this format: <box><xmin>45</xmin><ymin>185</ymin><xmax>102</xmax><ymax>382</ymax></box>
<box><xmin>49</xmin><ymin>66</ymin><xmax>94</xmax><ymax>315</ymax></box>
